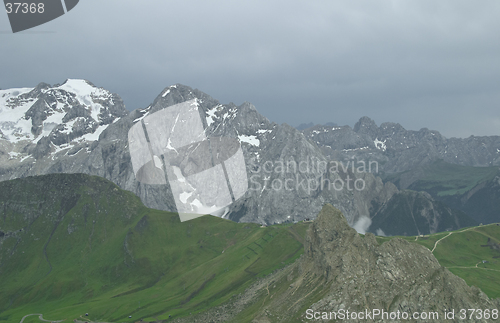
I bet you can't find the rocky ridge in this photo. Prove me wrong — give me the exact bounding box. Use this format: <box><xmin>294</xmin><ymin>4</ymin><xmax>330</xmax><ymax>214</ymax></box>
<box><xmin>171</xmin><ymin>205</ymin><xmax>499</xmax><ymax>323</ymax></box>
<box><xmin>0</xmin><ymin>81</ymin><xmax>392</xmax><ymax>226</ymax></box>
<box><xmin>0</xmin><ymin>80</ymin><xmax>497</xmax><ymax>228</ymax></box>
<box><xmin>303</xmin><ymin>116</ymin><xmax>500</xmax><ymax>174</ymax></box>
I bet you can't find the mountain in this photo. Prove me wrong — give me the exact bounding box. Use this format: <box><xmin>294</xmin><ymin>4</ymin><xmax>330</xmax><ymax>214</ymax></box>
<box><xmin>295</xmin><ymin>122</ymin><xmax>337</xmax><ymax>131</ymax></box>
<box><xmin>442</xmin><ymin>173</ymin><xmax>500</xmax><ymax>225</ymax></box>
<box><xmin>1</xmin><ymin>79</ymin><xmax>498</xmax><ymax>231</ymax></box>
<box><xmin>369</xmin><ymin>190</ymin><xmax>477</xmax><ymax>236</ymax></box>
<box><xmin>171</xmin><ymin>205</ymin><xmax>500</xmax><ymax>323</ymax></box>
<box><xmin>384</xmin><ymin>160</ymin><xmax>500</xmax><ymax>225</ymax></box>
<box><xmin>295</xmin><ymin>122</ymin><xmax>314</xmax><ymax>130</ymax></box>
<box><xmin>303</xmin><ymin>116</ymin><xmax>500</xmax><ymax>173</ymax></box>
<box><xmin>0</xmin><ymin>79</ymin><xmax>127</xmax><ymax>162</ymax></box>
<box><xmin>0</xmin><ymin>80</ymin><xmax>392</xmax><ymax>227</ymax></box>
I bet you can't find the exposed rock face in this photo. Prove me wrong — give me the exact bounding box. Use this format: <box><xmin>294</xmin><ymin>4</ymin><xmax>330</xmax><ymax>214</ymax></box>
<box><xmin>304</xmin><ymin>116</ymin><xmax>500</xmax><ymax>174</ymax></box>
<box><xmin>299</xmin><ymin>205</ymin><xmax>498</xmax><ymax>322</ymax></box>
<box><xmin>0</xmin><ymin>81</ymin><xmax>392</xmax><ymax>225</ymax></box>
<box><xmin>1</xmin><ymin>80</ymin><xmax>497</xmax><ymax>229</ymax></box>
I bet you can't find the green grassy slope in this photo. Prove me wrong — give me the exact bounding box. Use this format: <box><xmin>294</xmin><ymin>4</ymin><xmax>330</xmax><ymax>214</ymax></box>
<box><xmin>0</xmin><ymin>174</ymin><xmax>308</xmax><ymax>323</ymax></box>
<box><xmin>376</xmin><ymin>223</ymin><xmax>500</xmax><ymax>299</ymax></box>
<box><xmin>1</xmin><ymin>173</ymin><xmax>499</xmax><ymax>322</ymax></box>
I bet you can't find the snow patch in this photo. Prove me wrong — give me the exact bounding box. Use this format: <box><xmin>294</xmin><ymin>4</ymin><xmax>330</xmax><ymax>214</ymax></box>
<box><xmin>57</xmin><ymin>79</ymin><xmax>108</xmax><ymax>123</ymax></box>
<box><xmin>0</xmin><ymin>91</ymin><xmax>37</xmax><ymax>142</ymax></box>
<box><xmin>21</xmin><ymin>155</ymin><xmax>33</xmax><ymax>162</ymax></box>
<box><xmin>133</xmin><ymin>110</ymin><xmax>150</xmax><ymax>123</ymax></box>
<box><xmin>8</xmin><ymin>152</ymin><xmax>20</xmax><ymax>159</ymax></box>
<box><xmin>238</xmin><ymin>134</ymin><xmax>260</xmax><ymax>146</ymax></box>
<box><xmin>374</xmin><ymin>138</ymin><xmax>387</xmax><ymax>151</ymax></box>
<box><xmin>50</xmin><ymin>142</ymin><xmax>72</xmax><ymax>160</ymax></box>
<box><xmin>59</xmin><ymin>118</ymin><xmax>77</xmax><ymax>135</ymax></box>
<box><xmin>153</xmin><ymin>155</ymin><xmax>163</xmax><ymax>169</ymax></box>
<box><xmin>172</xmin><ymin>166</ymin><xmax>186</xmax><ymax>183</ymax></box>
<box><xmin>205</xmin><ymin>105</ymin><xmax>220</xmax><ymax>127</ymax></box>
<box><xmin>80</xmin><ymin>124</ymin><xmax>107</xmax><ymax>142</ymax></box>
<box><xmin>166</xmin><ymin>138</ymin><xmax>178</xmax><ymax>154</ymax></box>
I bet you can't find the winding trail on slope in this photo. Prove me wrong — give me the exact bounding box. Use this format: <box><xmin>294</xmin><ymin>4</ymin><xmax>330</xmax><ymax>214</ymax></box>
<box><xmin>430</xmin><ymin>223</ymin><xmax>500</xmax><ymax>271</ymax></box>
<box><xmin>19</xmin><ymin>313</ymin><xmax>65</xmax><ymax>323</ymax></box>
<box><xmin>431</xmin><ymin>226</ymin><xmax>479</xmax><ymax>253</ymax></box>
<box><xmin>431</xmin><ymin>232</ymin><xmax>453</xmax><ymax>253</ymax></box>
<box><xmin>446</xmin><ymin>266</ymin><xmax>500</xmax><ymax>273</ymax></box>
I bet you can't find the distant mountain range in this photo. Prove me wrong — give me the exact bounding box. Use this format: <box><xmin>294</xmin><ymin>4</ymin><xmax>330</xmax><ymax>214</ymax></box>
<box><xmin>1</xmin><ymin>80</ymin><xmax>498</xmax><ymax>233</ymax></box>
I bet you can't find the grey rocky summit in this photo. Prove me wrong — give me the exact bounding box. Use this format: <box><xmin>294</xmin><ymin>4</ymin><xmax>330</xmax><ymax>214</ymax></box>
<box><xmin>303</xmin><ymin>116</ymin><xmax>500</xmax><ymax>174</ymax></box>
<box><xmin>0</xmin><ymin>81</ymin><xmax>389</xmax><ymax>225</ymax></box>
<box><xmin>0</xmin><ymin>80</ymin><xmax>498</xmax><ymax>228</ymax></box>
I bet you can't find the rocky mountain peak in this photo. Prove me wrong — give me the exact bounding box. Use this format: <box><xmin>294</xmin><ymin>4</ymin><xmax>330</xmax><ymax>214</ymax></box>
<box><xmin>199</xmin><ymin>205</ymin><xmax>500</xmax><ymax>322</ymax></box>
<box><xmin>0</xmin><ymin>79</ymin><xmax>128</xmax><ymax>163</ymax></box>
<box><xmin>2</xmin><ymin>80</ymin><xmax>499</xmax><ymax>231</ymax></box>
<box><xmin>353</xmin><ymin>116</ymin><xmax>378</xmax><ymax>136</ymax></box>
<box><xmin>30</xmin><ymin>82</ymin><xmax>51</xmax><ymax>96</ymax></box>
<box><xmin>297</xmin><ymin>205</ymin><xmax>499</xmax><ymax>321</ymax></box>
<box><xmin>307</xmin><ymin>204</ymin><xmax>358</xmax><ymax>248</ymax></box>
<box><xmin>304</xmin><ymin>204</ymin><xmax>372</xmax><ymax>280</ymax></box>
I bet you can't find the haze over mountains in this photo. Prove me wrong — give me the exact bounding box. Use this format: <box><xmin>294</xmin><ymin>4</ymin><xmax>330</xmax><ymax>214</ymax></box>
<box><xmin>1</xmin><ymin>79</ymin><xmax>499</xmax><ymax>234</ymax></box>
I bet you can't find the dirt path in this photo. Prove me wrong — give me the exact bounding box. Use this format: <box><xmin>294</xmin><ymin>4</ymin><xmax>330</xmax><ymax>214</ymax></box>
<box><xmin>431</xmin><ymin>226</ymin><xmax>479</xmax><ymax>253</ymax></box>
<box><xmin>446</xmin><ymin>266</ymin><xmax>500</xmax><ymax>273</ymax></box>
<box><xmin>472</xmin><ymin>228</ymin><xmax>500</xmax><ymax>244</ymax></box>
<box><xmin>430</xmin><ymin>224</ymin><xmax>500</xmax><ymax>274</ymax></box>
<box><xmin>431</xmin><ymin>223</ymin><xmax>499</xmax><ymax>253</ymax></box>
<box><xmin>431</xmin><ymin>232</ymin><xmax>453</xmax><ymax>252</ymax></box>
<box><xmin>20</xmin><ymin>314</ymin><xmax>65</xmax><ymax>323</ymax></box>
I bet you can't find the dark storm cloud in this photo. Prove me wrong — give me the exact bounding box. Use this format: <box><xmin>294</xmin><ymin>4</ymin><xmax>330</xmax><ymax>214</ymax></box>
<box><xmin>1</xmin><ymin>0</ymin><xmax>499</xmax><ymax>138</ymax></box>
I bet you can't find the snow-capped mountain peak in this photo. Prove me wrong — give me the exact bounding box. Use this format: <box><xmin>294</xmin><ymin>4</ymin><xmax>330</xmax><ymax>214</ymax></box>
<box><xmin>0</xmin><ymin>79</ymin><xmax>128</xmax><ymax>163</ymax></box>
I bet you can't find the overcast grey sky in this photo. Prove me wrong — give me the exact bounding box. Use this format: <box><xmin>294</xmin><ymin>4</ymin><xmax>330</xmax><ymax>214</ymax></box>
<box><xmin>1</xmin><ymin>0</ymin><xmax>499</xmax><ymax>138</ymax></box>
